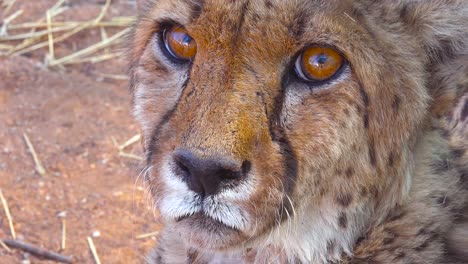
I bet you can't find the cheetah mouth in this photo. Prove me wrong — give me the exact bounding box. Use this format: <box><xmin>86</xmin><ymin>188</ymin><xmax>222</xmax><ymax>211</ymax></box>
<box><xmin>172</xmin><ymin>211</ymin><xmax>249</xmax><ymax>249</ymax></box>
<box><xmin>176</xmin><ymin>212</ymin><xmax>241</xmax><ymax>232</ymax></box>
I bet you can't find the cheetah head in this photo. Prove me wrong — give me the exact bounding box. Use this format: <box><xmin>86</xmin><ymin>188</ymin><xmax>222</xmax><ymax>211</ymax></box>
<box><xmin>128</xmin><ymin>0</ymin><xmax>438</xmax><ymax>260</ymax></box>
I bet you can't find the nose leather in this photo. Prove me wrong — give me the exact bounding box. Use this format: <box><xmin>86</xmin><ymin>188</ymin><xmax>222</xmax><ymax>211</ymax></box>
<box><xmin>172</xmin><ymin>149</ymin><xmax>248</xmax><ymax>197</ymax></box>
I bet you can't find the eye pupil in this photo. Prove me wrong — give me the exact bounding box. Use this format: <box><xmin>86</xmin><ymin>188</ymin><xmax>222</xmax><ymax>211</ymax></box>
<box><xmin>314</xmin><ymin>54</ymin><xmax>328</xmax><ymax>65</ymax></box>
<box><xmin>182</xmin><ymin>35</ymin><xmax>192</xmax><ymax>44</ymax></box>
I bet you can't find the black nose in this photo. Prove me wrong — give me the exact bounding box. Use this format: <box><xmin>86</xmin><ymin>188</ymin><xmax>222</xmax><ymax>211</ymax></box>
<box><xmin>172</xmin><ymin>149</ymin><xmax>251</xmax><ymax>197</ymax></box>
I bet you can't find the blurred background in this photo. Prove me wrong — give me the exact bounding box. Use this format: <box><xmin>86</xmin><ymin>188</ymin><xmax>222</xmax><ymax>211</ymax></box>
<box><xmin>0</xmin><ymin>0</ymin><xmax>160</xmax><ymax>263</ymax></box>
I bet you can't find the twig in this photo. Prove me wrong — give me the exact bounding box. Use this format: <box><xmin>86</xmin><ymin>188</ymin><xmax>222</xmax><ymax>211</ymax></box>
<box><xmin>7</xmin><ymin>18</ymin><xmax>134</xmax><ymax>30</ymax></box>
<box><xmin>97</xmin><ymin>73</ymin><xmax>129</xmax><ymax>80</ymax></box>
<box><xmin>3</xmin><ymin>0</ymin><xmax>18</xmax><ymax>16</ymax></box>
<box><xmin>87</xmin><ymin>236</ymin><xmax>102</xmax><ymax>264</ymax></box>
<box><xmin>49</xmin><ymin>28</ymin><xmax>129</xmax><ymax>66</ymax></box>
<box><xmin>64</xmin><ymin>52</ymin><xmax>120</xmax><ymax>65</ymax></box>
<box><xmin>119</xmin><ymin>152</ymin><xmax>144</xmax><ymax>161</ymax></box>
<box><xmin>0</xmin><ymin>25</ymin><xmax>75</xmax><ymax>41</ymax></box>
<box><xmin>343</xmin><ymin>12</ymin><xmax>357</xmax><ymax>23</ymax></box>
<box><xmin>0</xmin><ymin>9</ymin><xmax>23</xmax><ymax>36</ymax></box>
<box><xmin>100</xmin><ymin>27</ymin><xmax>110</xmax><ymax>54</ymax></box>
<box><xmin>3</xmin><ymin>9</ymin><xmax>23</xmax><ymax>25</ymax></box>
<box><xmin>0</xmin><ymin>189</ymin><xmax>16</xmax><ymax>239</ymax></box>
<box><xmin>93</xmin><ymin>0</ymin><xmax>112</xmax><ymax>25</ymax></box>
<box><xmin>12</xmin><ymin>0</ymin><xmax>111</xmax><ymax>56</ymax></box>
<box><xmin>118</xmin><ymin>134</ymin><xmax>141</xmax><ymax>151</ymax></box>
<box><xmin>61</xmin><ymin>219</ymin><xmax>66</xmax><ymax>250</ymax></box>
<box><xmin>111</xmin><ymin>136</ymin><xmax>119</xmax><ymax>148</ymax></box>
<box><xmin>0</xmin><ymin>44</ymin><xmax>13</xmax><ymax>49</ymax></box>
<box><xmin>23</xmin><ymin>132</ymin><xmax>46</xmax><ymax>176</ymax></box>
<box><xmin>135</xmin><ymin>231</ymin><xmax>159</xmax><ymax>240</ymax></box>
<box><xmin>48</xmin><ymin>0</ymin><xmax>67</xmax><ymax>14</ymax></box>
<box><xmin>2</xmin><ymin>239</ymin><xmax>73</xmax><ymax>263</ymax></box>
<box><xmin>46</xmin><ymin>10</ymin><xmax>55</xmax><ymax>61</ymax></box>
<box><xmin>0</xmin><ymin>239</ymin><xmax>11</xmax><ymax>252</ymax></box>
<box><xmin>7</xmin><ymin>6</ymin><xmax>68</xmax><ymax>55</ymax></box>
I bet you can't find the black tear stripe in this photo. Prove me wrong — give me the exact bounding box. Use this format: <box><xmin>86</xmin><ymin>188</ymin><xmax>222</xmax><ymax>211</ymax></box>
<box><xmin>146</xmin><ymin>77</ymin><xmax>191</xmax><ymax>164</ymax></box>
<box><xmin>269</xmin><ymin>75</ymin><xmax>299</xmax><ymax>222</ymax></box>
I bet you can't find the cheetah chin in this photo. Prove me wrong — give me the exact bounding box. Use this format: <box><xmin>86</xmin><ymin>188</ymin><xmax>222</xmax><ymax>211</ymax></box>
<box><xmin>127</xmin><ymin>0</ymin><xmax>468</xmax><ymax>263</ymax></box>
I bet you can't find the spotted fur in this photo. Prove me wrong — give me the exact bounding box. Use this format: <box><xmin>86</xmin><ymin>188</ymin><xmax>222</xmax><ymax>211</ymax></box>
<box><xmin>128</xmin><ymin>0</ymin><xmax>468</xmax><ymax>263</ymax></box>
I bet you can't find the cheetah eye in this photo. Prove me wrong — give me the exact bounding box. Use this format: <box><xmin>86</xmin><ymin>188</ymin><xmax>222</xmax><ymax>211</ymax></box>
<box><xmin>162</xmin><ymin>26</ymin><xmax>197</xmax><ymax>62</ymax></box>
<box><xmin>294</xmin><ymin>46</ymin><xmax>344</xmax><ymax>83</ymax></box>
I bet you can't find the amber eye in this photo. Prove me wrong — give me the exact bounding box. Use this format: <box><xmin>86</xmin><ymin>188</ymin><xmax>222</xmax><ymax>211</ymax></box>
<box><xmin>163</xmin><ymin>26</ymin><xmax>197</xmax><ymax>62</ymax></box>
<box><xmin>294</xmin><ymin>46</ymin><xmax>344</xmax><ymax>82</ymax></box>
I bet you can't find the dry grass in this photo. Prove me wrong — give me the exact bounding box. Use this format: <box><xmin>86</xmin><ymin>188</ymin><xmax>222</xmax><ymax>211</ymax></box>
<box><xmin>87</xmin><ymin>236</ymin><xmax>102</xmax><ymax>264</ymax></box>
<box><xmin>23</xmin><ymin>132</ymin><xmax>47</xmax><ymax>176</ymax></box>
<box><xmin>0</xmin><ymin>0</ymin><xmax>134</xmax><ymax>67</ymax></box>
<box><xmin>0</xmin><ymin>189</ymin><xmax>16</xmax><ymax>239</ymax></box>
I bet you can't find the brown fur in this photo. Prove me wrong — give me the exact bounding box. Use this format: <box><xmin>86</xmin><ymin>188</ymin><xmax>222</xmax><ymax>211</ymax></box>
<box><xmin>128</xmin><ymin>0</ymin><xmax>468</xmax><ymax>263</ymax></box>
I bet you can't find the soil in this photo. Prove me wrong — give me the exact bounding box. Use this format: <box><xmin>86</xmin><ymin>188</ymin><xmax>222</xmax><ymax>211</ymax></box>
<box><xmin>0</xmin><ymin>1</ymin><xmax>160</xmax><ymax>263</ymax></box>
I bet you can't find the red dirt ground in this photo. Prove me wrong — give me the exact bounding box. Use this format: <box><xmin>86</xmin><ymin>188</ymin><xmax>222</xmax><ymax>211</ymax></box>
<box><xmin>1</xmin><ymin>1</ymin><xmax>161</xmax><ymax>263</ymax></box>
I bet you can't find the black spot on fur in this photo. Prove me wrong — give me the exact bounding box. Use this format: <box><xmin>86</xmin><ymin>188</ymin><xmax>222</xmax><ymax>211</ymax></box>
<box><xmin>344</xmin><ymin>108</ymin><xmax>350</xmax><ymax>117</ymax></box>
<box><xmin>187</xmin><ymin>249</ymin><xmax>199</xmax><ymax>263</ymax></box>
<box><xmin>392</xmin><ymin>95</ymin><xmax>401</xmax><ymax>112</ymax></box>
<box><xmin>336</xmin><ymin>193</ymin><xmax>353</xmax><ymax>207</ymax></box>
<box><xmin>359</xmin><ymin>85</ymin><xmax>370</xmax><ymax>107</ymax></box>
<box><xmin>326</xmin><ymin>240</ymin><xmax>335</xmax><ymax>253</ymax></box>
<box><xmin>338</xmin><ymin>212</ymin><xmax>348</xmax><ymax>228</ymax></box>
<box><xmin>439</xmin><ymin>128</ymin><xmax>450</xmax><ymax>138</ymax></box>
<box><xmin>399</xmin><ymin>3</ymin><xmax>411</xmax><ymax>22</ymax></box>
<box><xmin>395</xmin><ymin>252</ymin><xmax>406</xmax><ymax>260</ymax></box>
<box><xmin>245</xmin><ymin>63</ymin><xmax>260</xmax><ymax>80</ymax></box>
<box><xmin>461</xmin><ymin>99</ymin><xmax>468</xmax><ymax>120</ymax></box>
<box><xmin>264</xmin><ymin>0</ymin><xmax>273</xmax><ymax>9</ymax></box>
<box><xmin>458</xmin><ymin>168</ymin><xmax>467</xmax><ymax>185</ymax></box>
<box><xmin>414</xmin><ymin>240</ymin><xmax>430</xmax><ymax>251</ymax></box>
<box><xmin>435</xmin><ymin>195</ymin><xmax>450</xmax><ymax>207</ymax></box>
<box><xmin>368</xmin><ymin>138</ymin><xmax>377</xmax><ymax>167</ymax></box>
<box><xmin>363</xmin><ymin>112</ymin><xmax>369</xmax><ymax>129</ymax></box>
<box><xmin>356</xmin><ymin>105</ymin><xmax>363</xmax><ymax>115</ymax></box>
<box><xmin>451</xmin><ymin>148</ymin><xmax>465</xmax><ymax>159</ymax></box>
<box><xmin>345</xmin><ymin>167</ymin><xmax>354</xmax><ymax>178</ymax></box>
<box><xmin>360</xmin><ymin>187</ymin><xmax>368</xmax><ymax>198</ymax></box>
<box><xmin>416</xmin><ymin>225</ymin><xmax>432</xmax><ymax>236</ymax></box>
<box><xmin>388</xmin><ymin>152</ymin><xmax>395</xmax><ymax>167</ymax></box>
<box><xmin>251</xmin><ymin>13</ymin><xmax>260</xmax><ymax>24</ymax></box>
<box><xmin>350</xmin><ymin>6</ymin><xmax>364</xmax><ymax>21</ymax></box>
<box><xmin>431</xmin><ymin>156</ymin><xmax>450</xmax><ymax>174</ymax></box>
<box><xmin>383</xmin><ymin>234</ymin><xmax>395</xmax><ymax>245</ymax></box>
<box><xmin>387</xmin><ymin>207</ymin><xmax>406</xmax><ymax>222</ymax></box>
<box><xmin>370</xmin><ymin>185</ymin><xmax>379</xmax><ymax>198</ymax></box>
<box><xmin>355</xmin><ymin>235</ymin><xmax>366</xmax><ymax>245</ymax></box>
<box><xmin>335</xmin><ymin>168</ymin><xmax>343</xmax><ymax>176</ymax></box>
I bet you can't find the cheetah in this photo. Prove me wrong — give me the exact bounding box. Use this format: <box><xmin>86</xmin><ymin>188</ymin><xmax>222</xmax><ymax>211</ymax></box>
<box><xmin>127</xmin><ymin>0</ymin><xmax>468</xmax><ymax>263</ymax></box>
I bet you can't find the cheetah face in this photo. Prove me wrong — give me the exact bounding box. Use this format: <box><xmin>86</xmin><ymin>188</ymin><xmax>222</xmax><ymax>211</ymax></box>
<box><xmin>129</xmin><ymin>0</ymin><xmax>430</xmax><ymax>252</ymax></box>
